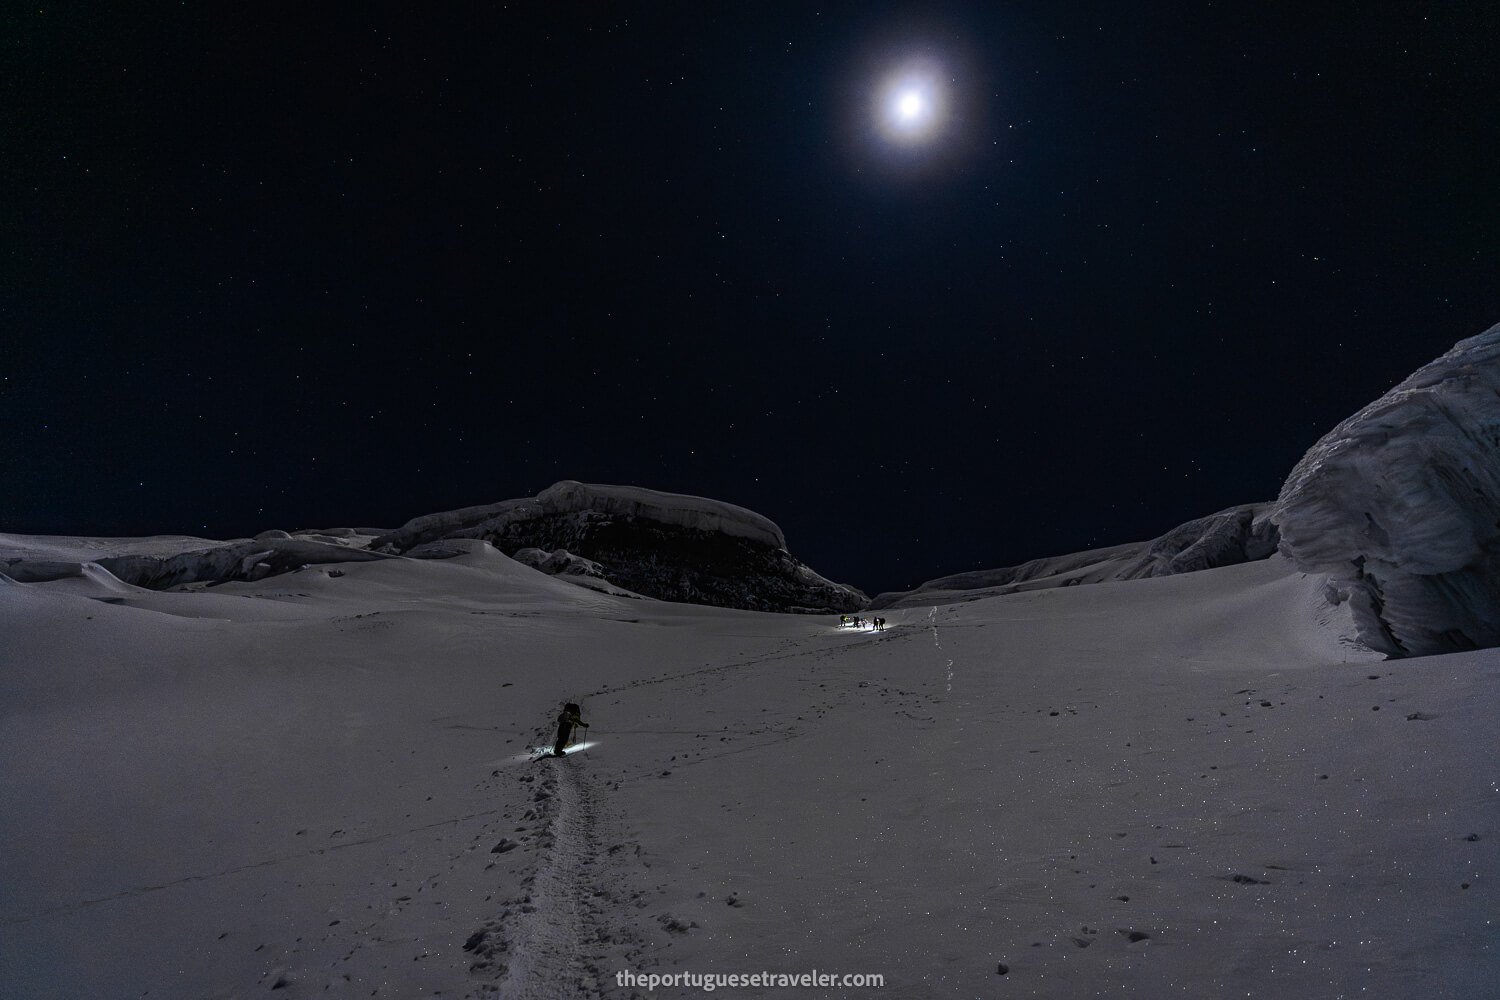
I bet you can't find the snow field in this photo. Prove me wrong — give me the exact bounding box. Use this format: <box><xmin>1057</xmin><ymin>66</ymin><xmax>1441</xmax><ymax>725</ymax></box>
<box><xmin>1</xmin><ymin>544</ymin><xmax>1496</xmax><ymax>998</ymax></box>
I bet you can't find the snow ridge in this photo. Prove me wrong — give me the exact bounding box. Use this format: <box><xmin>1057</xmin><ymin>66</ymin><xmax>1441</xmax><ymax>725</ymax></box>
<box><xmin>1273</xmin><ymin>322</ymin><xmax>1500</xmax><ymax>656</ymax></box>
<box><xmin>872</xmin><ymin>503</ymin><xmax>1279</xmax><ymax>608</ymax></box>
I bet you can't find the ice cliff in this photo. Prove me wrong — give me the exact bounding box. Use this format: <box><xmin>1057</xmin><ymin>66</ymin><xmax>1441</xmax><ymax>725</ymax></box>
<box><xmin>1272</xmin><ymin>322</ymin><xmax>1500</xmax><ymax>657</ymax></box>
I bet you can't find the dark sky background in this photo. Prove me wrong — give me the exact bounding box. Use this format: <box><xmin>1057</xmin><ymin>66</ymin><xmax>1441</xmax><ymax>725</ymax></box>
<box><xmin>4</xmin><ymin>2</ymin><xmax>1498</xmax><ymax>595</ymax></box>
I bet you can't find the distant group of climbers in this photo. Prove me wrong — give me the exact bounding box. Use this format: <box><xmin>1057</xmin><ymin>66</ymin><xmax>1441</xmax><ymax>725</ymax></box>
<box><xmin>838</xmin><ymin>615</ymin><xmax>886</xmax><ymax>631</ymax></box>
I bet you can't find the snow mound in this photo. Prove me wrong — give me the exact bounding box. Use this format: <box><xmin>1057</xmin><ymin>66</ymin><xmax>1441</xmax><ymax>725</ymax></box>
<box><xmin>1272</xmin><ymin>322</ymin><xmax>1500</xmax><ymax>657</ymax></box>
<box><xmin>0</xmin><ymin>560</ymin><xmax>146</xmax><ymax>599</ymax></box>
<box><xmin>873</xmin><ymin>503</ymin><xmax>1279</xmax><ymax>608</ymax></box>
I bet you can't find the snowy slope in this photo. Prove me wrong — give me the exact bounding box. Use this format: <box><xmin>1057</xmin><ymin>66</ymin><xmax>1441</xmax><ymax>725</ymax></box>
<box><xmin>2</xmin><ymin>537</ymin><xmax>1494</xmax><ymax>999</ymax></box>
<box><xmin>1274</xmin><ymin>323</ymin><xmax>1500</xmax><ymax>656</ymax></box>
<box><xmin>873</xmin><ymin>503</ymin><xmax>1279</xmax><ymax>608</ymax></box>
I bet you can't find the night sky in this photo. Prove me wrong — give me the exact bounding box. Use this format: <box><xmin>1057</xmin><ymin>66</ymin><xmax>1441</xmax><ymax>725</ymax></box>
<box><xmin>5</xmin><ymin>3</ymin><xmax>1498</xmax><ymax>595</ymax></box>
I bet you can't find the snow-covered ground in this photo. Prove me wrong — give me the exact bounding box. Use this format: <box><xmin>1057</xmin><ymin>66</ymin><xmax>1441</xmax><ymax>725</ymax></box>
<box><xmin>2</xmin><ymin>539</ymin><xmax>1495</xmax><ymax>999</ymax></box>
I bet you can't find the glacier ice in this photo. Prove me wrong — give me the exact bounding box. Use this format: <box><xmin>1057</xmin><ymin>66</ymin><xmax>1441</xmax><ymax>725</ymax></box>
<box><xmin>1272</xmin><ymin>322</ymin><xmax>1500</xmax><ymax>657</ymax></box>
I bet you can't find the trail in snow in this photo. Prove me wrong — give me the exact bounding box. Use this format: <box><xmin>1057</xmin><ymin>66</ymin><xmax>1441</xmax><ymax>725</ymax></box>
<box><xmin>466</xmin><ymin>755</ymin><xmax>654</xmax><ymax>1000</ymax></box>
<box><xmin>467</xmin><ymin>626</ymin><xmax>857</xmax><ymax>998</ymax></box>
<box><xmin>929</xmin><ymin>605</ymin><xmax>954</xmax><ymax>693</ymax></box>
<box><xmin>462</xmin><ymin>627</ymin><xmax>855</xmax><ymax>998</ymax></box>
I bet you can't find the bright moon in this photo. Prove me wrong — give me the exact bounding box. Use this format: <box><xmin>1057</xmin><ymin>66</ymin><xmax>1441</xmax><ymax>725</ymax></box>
<box><xmin>875</xmin><ymin>58</ymin><xmax>947</xmax><ymax>144</ymax></box>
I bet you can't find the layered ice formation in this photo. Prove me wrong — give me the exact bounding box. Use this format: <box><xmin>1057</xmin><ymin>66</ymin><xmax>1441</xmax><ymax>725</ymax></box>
<box><xmin>1273</xmin><ymin>323</ymin><xmax>1500</xmax><ymax>656</ymax></box>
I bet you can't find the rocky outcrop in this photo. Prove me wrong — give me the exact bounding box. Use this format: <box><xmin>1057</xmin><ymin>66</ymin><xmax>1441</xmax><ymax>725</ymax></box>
<box><xmin>374</xmin><ymin>481</ymin><xmax>867</xmax><ymax>614</ymax></box>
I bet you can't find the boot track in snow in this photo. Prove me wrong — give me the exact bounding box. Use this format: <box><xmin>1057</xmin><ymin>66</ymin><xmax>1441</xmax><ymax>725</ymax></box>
<box><xmin>465</xmin><ymin>754</ymin><xmax>653</xmax><ymax>999</ymax></box>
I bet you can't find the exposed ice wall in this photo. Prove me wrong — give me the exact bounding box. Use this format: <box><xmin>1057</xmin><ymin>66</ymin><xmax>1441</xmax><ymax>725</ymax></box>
<box><xmin>1272</xmin><ymin>323</ymin><xmax>1500</xmax><ymax>657</ymax></box>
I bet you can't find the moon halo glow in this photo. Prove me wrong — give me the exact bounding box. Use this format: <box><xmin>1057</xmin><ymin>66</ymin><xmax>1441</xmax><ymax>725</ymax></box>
<box><xmin>874</xmin><ymin>57</ymin><xmax>948</xmax><ymax>145</ymax></box>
